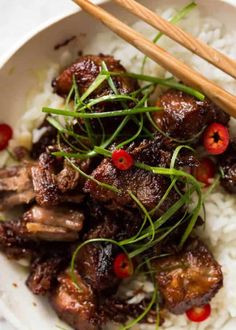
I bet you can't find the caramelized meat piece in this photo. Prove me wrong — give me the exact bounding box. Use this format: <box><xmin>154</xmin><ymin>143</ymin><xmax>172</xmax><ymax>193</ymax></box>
<box><xmin>0</xmin><ymin>190</ymin><xmax>35</xmax><ymax>211</ymax></box>
<box><xmin>0</xmin><ymin>218</ymin><xmax>38</xmax><ymax>259</ymax></box>
<box><xmin>31</xmin><ymin>153</ymin><xmax>61</xmax><ymax>206</ymax></box>
<box><xmin>53</xmin><ymin>54</ymin><xmax>138</xmax><ymax>98</ymax></box>
<box><xmin>84</xmin><ymin>135</ymin><xmax>186</xmax><ymax>213</ymax></box>
<box><xmin>219</xmin><ymin>140</ymin><xmax>236</xmax><ymax>193</ymax></box>
<box><xmin>0</xmin><ymin>164</ymin><xmax>34</xmax><ymax>210</ymax></box>
<box><xmin>24</xmin><ymin>205</ymin><xmax>84</xmax><ymax>232</ymax></box>
<box><xmin>0</xmin><ymin>165</ymin><xmax>31</xmax><ymax>191</ymax></box>
<box><xmin>101</xmin><ymin>297</ymin><xmax>162</xmax><ymax>325</ymax></box>
<box><xmin>0</xmin><ymin>216</ymin><xmax>73</xmax><ymax>292</ymax></box>
<box><xmin>0</xmin><ymin>154</ymin><xmax>83</xmax><ymax>210</ymax></box>
<box><xmin>77</xmin><ymin>242</ymin><xmax>119</xmax><ymax>293</ymax></box>
<box><xmin>153</xmin><ymin>89</ymin><xmax>230</xmax><ymax>139</ymax></box>
<box><xmin>22</xmin><ymin>206</ymin><xmax>82</xmax><ymax>241</ymax></box>
<box><xmin>25</xmin><ymin>223</ymin><xmax>79</xmax><ymax>241</ymax></box>
<box><xmin>26</xmin><ymin>253</ymin><xmax>68</xmax><ymax>295</ymax></box>
<box><xmin>0</xmin><ymin>204</ymin><xmax>82</xmax><ymax>247</ymax></box>
<box><xmin>77</xmin><ymin>204</ymin><xmax>143</xmax><ymax>294</ymax></box>
<box><xmin>153</xmin><ymin>238</ymin><xmax>223</xmax><ymax>314</ymax></box>
<box><xmin>31</xmin><ymin>152</ymin><xmax>81</xmax><ymax>207</ymax></box>
<box><xmin>78</xmin><ymin>209</ymin><xmax>120</xmax><ymax>293</ymax></box>
<box><xmin>56</xmin><ymin>163</ymin><xmax>80</xmax><ymax>193</ymax></box>
<box><xmin>85</xmin><ymin>200</ymin><xmax>142</xmax><ymax>241</ymax></box>
<box><xmin>53</xmin><ymin>55</ymin><xmax>139</xmax><ymax>133</ymax></box>
<box><xmin>50</xmin><ymin>270</ymin><xmax>99</xmax><ymax>330</ymax></box>
<box><xmin>84</xmin><ymin>214</ymin><xmax>120</xmax><ymax>240</ymax></box>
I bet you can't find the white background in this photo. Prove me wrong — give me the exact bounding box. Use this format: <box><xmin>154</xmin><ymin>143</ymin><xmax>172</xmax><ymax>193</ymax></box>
<box><xmin>0</xmin><ymin>0</ymin><xmax>77</xmax><ymax>61</ymax></box>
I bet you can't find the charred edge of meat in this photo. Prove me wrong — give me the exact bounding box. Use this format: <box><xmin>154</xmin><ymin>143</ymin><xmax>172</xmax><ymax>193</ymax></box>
<box><xmin>153</xmin><ymin>238</ymin><xmax>223</xmax><ymax>314</ymax></box>
<box><xmin>31</xmin><ymin>152</ymin><xmax>82</xmax><ymax>207</ymax></box>
<box><xmin>83</xmin><ymin>199</ymin><xmax>143</xmax><ymax>242</ymax></box>
<box><xmin>76</xmin><ymin>242</ymin><xmax>120</xmax><ymax>294</ymax></box>
<box><xmin>99</xmin><ymin>297</ymin><xmax>164</xmax><ymax>325</ymax></box>
<box><xmin>0</xmin><ymin>218</ymin><xmax>38</xmax><ymax>260</ymax></box>
<box><xmin>26</xmin><ymin>253</ymin><xmax>69</xmax><ymax>295</ymax></box>
<box><xmin>219</xmin><ymin>139</ymin><xmax>236</xmax><ymax>193</ymax></box>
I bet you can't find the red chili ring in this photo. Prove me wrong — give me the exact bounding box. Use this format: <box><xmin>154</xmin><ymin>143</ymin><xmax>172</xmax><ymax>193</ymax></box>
<box><xmin>112</xmin><ymin>149</ymin><xmax>134</xmax><ymax>171</ymax></box>
<box><xmin>203</xmin><ymin>122</ymin><xmax>229</xmax><ymax>155</ymax></box>
<box><xmin>113</xmin><ymin>253</ymin><xmax>134</xmax><ymax>279</ymax></box>
<box><xmin>186</xmin><ymin>304</ymin><xmax>211</xmax><ymax>323</ymax></box>
<box><xmin>193</xmin><ymin>157</ymin><xmax>216</xmax><ymax>187</ymax></box>
<box><xmin>0</xmin><ymin>123</ymin><xmax>13</xmax><ymax>151</ymax></box>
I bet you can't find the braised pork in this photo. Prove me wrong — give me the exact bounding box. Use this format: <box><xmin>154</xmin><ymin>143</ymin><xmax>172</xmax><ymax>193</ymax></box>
<box><xmin>219</xmin><ymin>139</ymin><xmax>236</xmax><ymax>193</ymax></box>
<box><xmin>0</xmin><ymin>164</ymin><xmax>34</xmax><ymax>210</ymax></box>
<box><xmin>85</xmin><ymin>200</ymin><xmax>142</xmax><ymax>241</ymax></box>
<box><xmin>24</xmin><ymin>205</ymin><xmax>84</xmax><ymax>232</ymax></box>
<box><xmin>0</xmin><ymin>153</ymin><xmax>84</xmax><ymax>211</ymax></box>
<box><xmin>50</xmin><ymin>270</ymin><xmax>99</xmax><ymax>330</ymax></box>
<box><xmin>22</xmin><ymin>205</ymin><xmax>83</xmax><ymax>241</ymax></box>
<box><xmin>0</xmin><ymin>218</ymin><xmax>38</xmax><ymax>259</ymax></box>
<box><xmin>0</xmin><ymin>53</ymin><xmax>227</xmax><ymax>330</ymax></box>
<box><xmin>52</xmin><ymin>54</ymin><xmax>138</xmax><ymax>99</ymax></box>
<box><xmin>31</xmin><ymin>152</ymin><xmax>81</xmax><ymax>207</ymax></box>
<box><xmin>25</xmin><ymin>223</ymin><xmax>79</xmax><ymax>241</ymax></box>
<box><xmin>100</xmin><ymin>297</ymin><xmax>161</xmax><ymax>325</ymax></box>
<box><xmin>26</xmin><ymin>252</ymin><xmax>68</xmax><ymax>295</ymax></box>
<box><xmin>153</xmin><ymin>89</ymin><xmax>230</xmax><ymax>140</ymax></box>
<box><xmin>84</xmin><ymin>135</ymin><xmax>191</xmax><ymax>213</ymax></box>
<box><xmin>76</xmin><ymin>242</ymin><xmax>119</xmax><ymax>294</ymax></box>
<box><xmin>153</xmin><ymin>238</ymin><xmax>223</xmax><ymax>314</ymax></box>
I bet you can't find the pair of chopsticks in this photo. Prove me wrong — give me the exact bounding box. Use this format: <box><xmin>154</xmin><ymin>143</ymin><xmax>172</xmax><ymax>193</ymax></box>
<box><xmin>73</xmin><ymin>0</ymin><xmax>236</xmax><ymax>118</ymax></box>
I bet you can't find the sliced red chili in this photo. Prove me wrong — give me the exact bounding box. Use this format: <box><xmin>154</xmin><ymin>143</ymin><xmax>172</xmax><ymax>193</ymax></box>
<box><xmin>203</xmin><ymin>122</ymin><xmax>229</xmax><ymax>155</ymax></box>
<box><xmin>0</xmin><ymin>123</ymin><xmax>13</xmax><ymax>151</ymax></box>
<box><xmin>186</xmin><ymin>304</ymin><xmax>211</xmax><ymax>323</ymax></box>
<box><xmin>112</xmin><ymin>149</ymin><xmax>134</xmax><ymax>170</ymax></box>
<box><xmin>193</xmin><ymin>157</ymin><xmax>216</xmax><ymax>187</ymax></box>
<box><xmin>113</xmin><ymin>253</ymin><xmax>133</xmax><ymax>279</ymax></box>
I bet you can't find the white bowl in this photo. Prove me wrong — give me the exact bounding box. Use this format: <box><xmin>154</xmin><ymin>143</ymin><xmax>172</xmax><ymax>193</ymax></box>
<box><xmin>1</xmin><ymin>1</ymin><xmax>236</xmax><ymax>329</ymax></box>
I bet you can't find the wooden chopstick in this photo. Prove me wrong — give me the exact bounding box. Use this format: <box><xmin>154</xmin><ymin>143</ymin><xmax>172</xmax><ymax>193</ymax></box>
<box><xmin>114</xmin><ymin>0</ymin><xmax>236</xmax><ymax>80</ymax></box>
<box><xmin>73</xmin><ymin>0</ymin><xmax>236</xmax><ymax>118</ymax></box>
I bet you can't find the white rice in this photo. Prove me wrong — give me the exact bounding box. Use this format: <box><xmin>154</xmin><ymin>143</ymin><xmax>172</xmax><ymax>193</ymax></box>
<box><xmin>2</xmin><ymin>3</ymin><xmax>236</xmax><ymax>330</ymax></box>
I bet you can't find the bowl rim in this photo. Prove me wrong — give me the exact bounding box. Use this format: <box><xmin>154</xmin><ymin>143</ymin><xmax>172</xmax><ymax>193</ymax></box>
<box><xmin>0</xmin><ymin>0</ymin><xmax>235</xmax><ymax>70</ymax></box>
<box><xmin>0</xmin><ymin>0</ymin><xmax>108</xmax><ymax>69</ymax></box>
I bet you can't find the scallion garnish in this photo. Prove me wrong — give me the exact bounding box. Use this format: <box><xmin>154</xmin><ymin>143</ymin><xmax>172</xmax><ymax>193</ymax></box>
<box><xmin>141</xmin><ymin>2</ymin><xmax>197</xmax><ymax>74</ymax></box>
<box><xmin>42</xmin><ymin>105</ymin><xmax>161</xmax><ymax>118</ymax></box>
<box><xmin>107</xmin><ymin>71</ymin><xmax>205</xmax><ymax>101</ymax></box>
<box><xmin>79</xmin><ymin>72</ymin><xmax>107</xmax><ymax>103</ymax></box>
<box><xmin>128</xmin><ymin>190</ymin><xmax>155</xmax><ymax>243</ymax></box>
